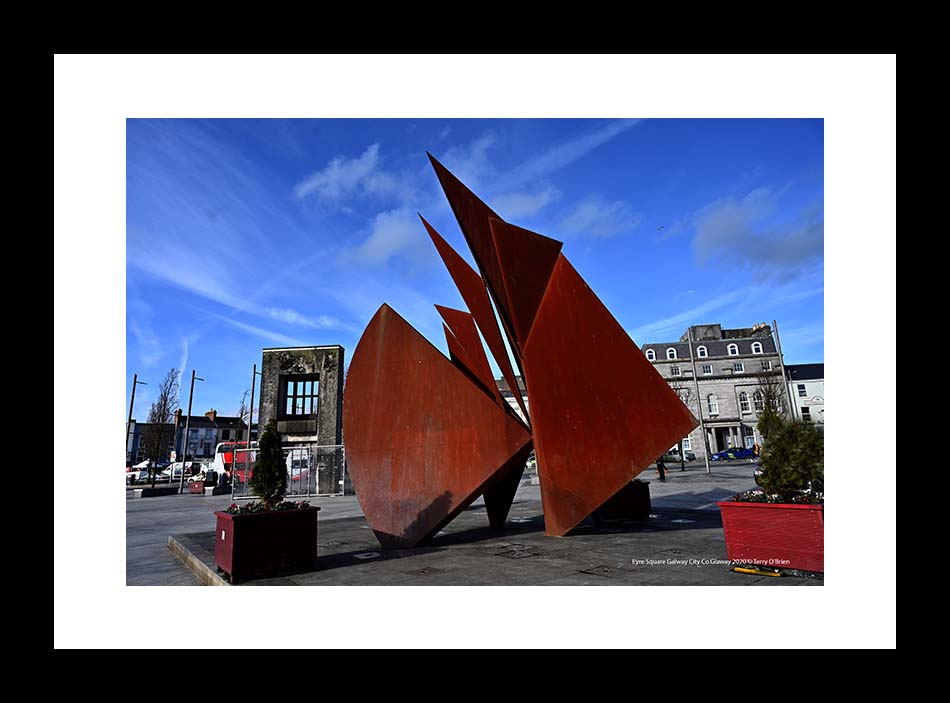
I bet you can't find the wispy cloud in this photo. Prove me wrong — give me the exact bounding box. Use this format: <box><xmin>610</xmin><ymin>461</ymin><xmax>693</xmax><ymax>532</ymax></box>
<box><xmin>672</xmin><ymin>289</ymin><xmax>696</xmax><ymax>303</ymax></box>
<box><xmin>325</xmin><ymin>120</ymin><xmax>642</xmax><ymax>267</ymax></box>
<box><xmin>493</xmin><ymin>185</ymin><xmax>560</xmax><ymax>220</ymax></box>
<box><xmin>677</xmin><ymin>186</ymin><xmax>823</xmax><ymax>274</ymax></box>
<box><xmin>338</xmin><ymin>207</ymin><xmax>426</xmax><ymax>266</ymax></box>
<box><xmin>127</xmin><ymin>296</ymin><xmax>162</xmax><ymax>368</ymax></box>
<box><xmin>265</xmin><ymin>307</ymin><xmax>352</xmax><ymax>331</ymax></box>
<box><xmin>558</xmin><ymin>195</ymin><xmax>643</xmax><ymax>237</ymax></box>
<box><xmin>501</xmin><ymin>119</ymin><xmax>640</xmax><ymax>189</ymax></box>
<box><xmin>214</xmin><ymin>315</ymin><xmax>307</xmax><ymax>347</ymax></box>
<box><xmin>630</xmin><ymin>289</ymin><xmax>747</xmax><ymax>342</ymax></box>
<box><xmin>779</xmin><ymin>320</ymin><xmax>825</xmax><ymax>348</ymax></box>
<box><xmin>293</xmin><ymin>143</ymin><xmax>415</xmax><ymax>206</ymax></box>
<box><xmin>630</xmin><ymin>273</ymin><xmax>824</xmax><ymax>343</ymax></box>
<box><xmin>177</xmin><ymin>337</ymin><xmax>189</xmax><ymax>407</ymax></box>
<box><xmin>439</xmin><ymin>133</ymin><xmax>497</xmax><ymax>189</ymax></box>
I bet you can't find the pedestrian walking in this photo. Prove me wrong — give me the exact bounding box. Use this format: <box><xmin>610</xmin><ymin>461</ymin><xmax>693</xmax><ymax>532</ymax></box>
<box><xmin>656</xmin><ymin>456</ymin><xmax>667</xmax><ymax>482</ymax></box>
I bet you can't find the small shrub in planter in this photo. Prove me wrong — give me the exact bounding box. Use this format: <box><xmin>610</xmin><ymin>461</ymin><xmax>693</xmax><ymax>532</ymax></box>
<box><xmin>214</xmin><ymin>420</ymin><xmax>320</xmax><ymax>583</ymax></box>
<box><xmin>718</xmin><ymin>419</ymin><xmax>824</xmax><ymax>573</ymax></box>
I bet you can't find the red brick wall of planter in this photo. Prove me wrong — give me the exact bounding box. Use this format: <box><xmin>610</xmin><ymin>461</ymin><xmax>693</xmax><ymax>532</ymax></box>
<box><xmin>717</xmin><ymin>501</ymin><xmax>823</xmax><ymax>573</ymax></box>
<box><xmin>214</xmin><ymin>507</ymin><xmax>320</xmax><ymax>583</ymax></box>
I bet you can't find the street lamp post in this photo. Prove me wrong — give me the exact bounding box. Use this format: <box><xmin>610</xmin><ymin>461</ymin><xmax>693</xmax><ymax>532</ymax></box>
<box><xmin>686</xmin><ymin>329</ymin><xmax>712</xmax><ymax>476</ymax></box>
<box><xmin>179</xmin><ymin>370</ymin><xmax>205</xmax><ymax>494</ymax></box>
<box><xmin>126</xmin><ymin>374</ymin><xmax>147</xmax><ymax>463</ymax></box>
<box><xmin>236</xmin><ymin>363</ymin><xmax>263</xmax><ymax>500</ymax></box>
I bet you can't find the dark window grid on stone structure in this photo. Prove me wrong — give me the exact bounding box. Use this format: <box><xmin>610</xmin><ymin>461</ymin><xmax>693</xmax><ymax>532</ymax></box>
<box><xmin>281</xmin><ymin>375</ymin><xmax>320</xmax><ymax>418</ymax></box>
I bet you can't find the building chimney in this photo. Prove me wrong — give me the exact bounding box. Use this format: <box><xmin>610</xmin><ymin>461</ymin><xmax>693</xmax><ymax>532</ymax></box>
<box><xmin>205</xmin><ymin>409</ymin><xmax>217</xmax><ymax>422</ymax></box>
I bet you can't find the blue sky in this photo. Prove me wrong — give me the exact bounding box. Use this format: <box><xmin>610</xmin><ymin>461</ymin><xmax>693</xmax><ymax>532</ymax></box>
<box><xmin>126</xmin><ymin>118</ymin><xmax>823</xmax><ymax>419</ymax></box>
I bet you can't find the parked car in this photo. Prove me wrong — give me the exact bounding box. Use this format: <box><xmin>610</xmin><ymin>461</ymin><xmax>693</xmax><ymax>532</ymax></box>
<box><xmin>127</xmin><ymin>469</ymin><xmax>150</xmax><ymax>485</ymax></box>
<box><xmin>662</xmin><ymin>449</ymin><xmax>697</xmax><ymax>463</ymax></box>
<box><xmin>710</xmin><ymin>447</ymin><xmax>756</xmax><ymax>461</ymax></box>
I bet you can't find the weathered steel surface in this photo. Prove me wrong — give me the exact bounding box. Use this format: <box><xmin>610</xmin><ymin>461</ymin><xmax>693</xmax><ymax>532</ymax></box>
<box><xmin>487</xmin><ymin>218</ymin><xmax>562</xmax><ymax>351</ymax></box>
<box><xmin>343</xmin><ymin>304</ymin><xmax>532</xmax><ymax>549</ymax></box>
<box><xmin>436</xmin><ymin>305</ymin><xmax>503</xmax><ymax>406</ymax></box>
<box><xmin>522</xmin><ymin>255</ymin><xmax>699</xmax><ymax>536</ymax></box>
<box><xmin>427</xmin><ymin>153</ymin><xmax>514</xmax><ymax>345</ymax></box>
<box><xmin>435</xmin><ymin>308</ymin><xmax>529</xmax><ymax>530</ymax></box>
<box><xmin>421</xmin><ymin>215</ymin><xmax>530</xmax><ymax>425</ymax></box>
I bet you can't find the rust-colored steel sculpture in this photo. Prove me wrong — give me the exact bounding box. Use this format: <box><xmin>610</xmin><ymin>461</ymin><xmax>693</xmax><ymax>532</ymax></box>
<box><xmin>436</xmin><ymin>305</ymin><xmax>503</xmax><ymax>406</ymax></box>
<box><xmin>343</xmin><ymin>152</ymin><xmax>698</xmax><ymax>548</ymax></box>
<box><xmin>421</xmin><ymin>215</ymin><xmax>530</xmax><ymax>425</ymax></box>
<box><xmin>487</xmin><ymin>218</ymin><xmax>562</xmax><ymax>349</ymax></box>
<box><xmin>343</xmin><ymin>305</ymin><xmax>532</xmax><ymax>549</ymax></box>
<box><xmin>523</xmin><ymin>254</ymin><xmax>698</xmax><ymax>535</ymax></box>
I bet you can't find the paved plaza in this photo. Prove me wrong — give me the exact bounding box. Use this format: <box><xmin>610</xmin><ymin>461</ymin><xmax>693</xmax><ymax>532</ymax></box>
<box><xmin>127</xmin><ymin>461</ymin><xmax>822</xmax><ymax>586</ymax></box>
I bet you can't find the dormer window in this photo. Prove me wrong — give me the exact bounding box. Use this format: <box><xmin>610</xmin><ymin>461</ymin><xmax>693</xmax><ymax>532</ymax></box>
<box><xmin>697</xmin><ymin>345</ymin><xmax>708</xmax><ymax>358</ymax></box>
<box><xmin>727</xmin><ymin>343</ymin><xmax>739</xmax><ymax>356</ymax></box>
<box><xmin>666</xmin><ymin>347</ymin><xmax>677</xmax><ymax>360</ymax></box>
<box><xmin>645</xmin><ymin>349</ymin><xmax>656</xmax><ymax>361</ymax></box>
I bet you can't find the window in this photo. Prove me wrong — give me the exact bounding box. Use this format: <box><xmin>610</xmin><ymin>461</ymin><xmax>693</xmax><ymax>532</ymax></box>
<box><xmin>751</xmin><ymin>341</ymin><xmax>763</xmax><ymax>354</ymax></box>
<box><xmin>645</xmin><ymin>349</ymin><xmax>656</xmax><ymax>361</ymax></box>
<box><xmin>753</xmin><ymin>391</ymin><xmax>764</xmax><ymax>412</ymax></box>
<box><xmin>283</xmin><ymin>375</ymin><xmax>320</xmax><ymax>417</ymax></box>
<box><xmin>702</xmin><ymin>363</ymin><xmax>712</xmax><ymax>375</ymax></box>
<box><xmin>727</xmin><ymin>343</ymin><xmax>739</xmax><ymax>356</ymax></box>
<box><xmin>707</xmin><ymin>394</ymin><xmax>719</xmax><ymax>415</ymax></box>
<box><xmin>670</xmin><ymin>365</ymin><xmax>681</xmax><ymax>377</ymax></box>
<box><xmin>221</xmin><ymin>428</ymin><xmax>231</xmax><ymax>441</ymax></box>
<box><xmin>739</xmin><ymin>391</ymin><xmax>750</xmax><ymax>414</ymax></box>
<box><xmin>733</xmin><ymin>362</ymin><xmax>745</xmax><ymax>373</ymax></box>
<box><xmin>760</xmin><ymin>360</ymin><xmax>772</xmax><ymax>371</ymax></box>
<box><xmin>237</xmin><ymin>429</ymin><xmax>244</xmax><ymax>441</ymax></box>
<box><xmin>797</xmin><ymin>383</ymin><xmax>807</xmax><ymax>398</ymax></box>
<box><xmin>802</xmin><ymin>406</ymin><xmax>812</xmax><ymax>422</ymax></box>
<box><xmin>682</xmin><ymin>436</ymin><xmax>692</xmax><ymax>450</ymax></box>
<box><xmin>666</xmin><ymin>347</ymin><xmax>677</xmax><ymax>360</ymax></box>
<box><xmin>697</xmin><ymin>345</ymin><xmax>708</xmax><ymax>358</ymax></box>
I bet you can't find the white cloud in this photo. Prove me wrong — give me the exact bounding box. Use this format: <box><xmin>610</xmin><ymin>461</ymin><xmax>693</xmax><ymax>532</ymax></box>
<box><xmin>340</xmin><ymin>208</ymin><xmax>422</xmax><ymax>266</ymax></box>
<box><xmin>492</xmin><ymin>185</ymin><xmax>560</xmax><ymax>219</ymax></box>
<box><xmin>439</xmin><ymin>133</ymin><xmax>497</xmax><ymax>189</ymax></box>
<box><xmin>502</xmin><ymin>119</ymin><xmax>640</xmax><ymax>189</ymax></box>
<box><xmin>690</xmin><ymin>187</ymin><xmax>823</xmax><ymax>271</ymax></box>
<box><xmin>630</xmin><ymin>289</ymin><xmax>747</xmax><ymax>342</ymax></box>
<box><xmin>629</xmin><ymin>275</ymin><xmax>825</xmax><ymax>343</ymax></box>
<box><xmin>265</xmin><ymin>307</ymin><xmax>347</xmax><ymax>330</ymax></box>
<box><xmin>214</xmin><ymin>316</ymin><xmax>307</xmax><ymax>346</ymax></box>
<box><xmin>293</xmin><ymin>144</ymin><xmax>415</xmax><ymax>206</ymax></box>
<box><xmin>559</xmin><ymin>195</ymin><xmax>643</xmax><ymax>237</ymax></box>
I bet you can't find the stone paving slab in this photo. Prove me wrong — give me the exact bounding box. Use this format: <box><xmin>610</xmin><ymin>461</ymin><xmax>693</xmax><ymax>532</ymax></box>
<box><xmin>171</xmin><ymin>498</ymin><xmax>822</xmax><ymax>586</ymax></box>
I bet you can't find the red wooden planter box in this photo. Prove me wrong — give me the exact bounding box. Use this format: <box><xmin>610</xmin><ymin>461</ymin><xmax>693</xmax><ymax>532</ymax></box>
<box><xmin>214</xmin><ymin>507</ymin><xmax>321</xmax><ymax>583</ymax></box>
<box><xmin>189</xmin><ymin>482</ymin><xmax>205</xmax><ymax>494</ymax></box>
<box><xmin>717</xmin><ymin>501</ymin><xmax>824</xmax><ymax>573</ymax></box>
<box><xmin>592</xmin><ymin>480</ymin><xmax>651</xmax><ymax>522</ymax></box>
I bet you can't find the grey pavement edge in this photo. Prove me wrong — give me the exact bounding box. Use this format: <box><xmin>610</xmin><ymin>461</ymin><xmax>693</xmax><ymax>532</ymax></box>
<box><xmin>125</xmin><ymin>461</ymin><xmax>822</xmax><ymax>586</ymax></box>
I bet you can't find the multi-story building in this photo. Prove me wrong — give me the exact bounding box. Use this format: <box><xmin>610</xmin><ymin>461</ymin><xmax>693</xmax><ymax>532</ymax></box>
<box><xmin>490</xmin><ymin>322</ymin><xmax>792</xmax><ymax>461</ymax></box>
<box><xmin>786</xmin><ymin>363</ymin><xmax>824</xmax><ymax>428</ymax></box>
<box><xmin>641</xmin><ymin>323</ymin><xmax>786</xmax><ymax>459</ymax></box>
<box><xmin>172</xmin><ymin>409</ymin><xmax>253</xmax><ymax>461</ymax></box>
<box><xmin>126</xmin><ymin>420</ymin><xmax>176</xmax><ymax>463</ymax></box>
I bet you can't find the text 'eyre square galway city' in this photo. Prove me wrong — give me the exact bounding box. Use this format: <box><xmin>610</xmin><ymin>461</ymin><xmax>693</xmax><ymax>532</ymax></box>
<box><xmin>125</xmin><ymin>118</ymin><xmax>826</xmax><ymax>587</ymax></box>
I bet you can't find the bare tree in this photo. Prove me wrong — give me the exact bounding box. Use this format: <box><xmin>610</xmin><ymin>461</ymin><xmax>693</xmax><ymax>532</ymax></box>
<box><xmin>141</xmin><ymin>368</ymin><xmax>180</xmax><ymax>487</ymax></box>
<box><xmin>668</xmin><ymin>378</ymin><xmax>693</xmax><ymax>470</ymax></box>
<box><xmin>236</xmin><ymin>389</ymin><xmax>250</xmax><ymax>445</ymax></box>
<box><xmin>754</xmin><ymin>369</ymin><xmax>788</xmax><ymax>442</ymax></box>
